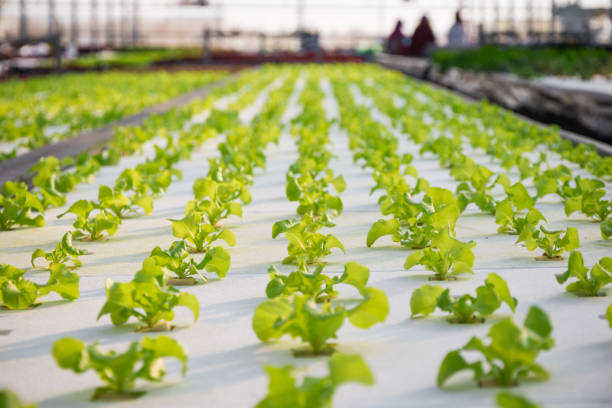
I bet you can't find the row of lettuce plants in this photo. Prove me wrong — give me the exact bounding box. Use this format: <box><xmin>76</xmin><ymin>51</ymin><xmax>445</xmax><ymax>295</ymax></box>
<box><xmin>355</xmin><ymin>68</ymin><xmax>587</xmax><ymax>261</ymax></box>
<box><xmin>0</xmin><ymin>67</ymin><xmax>274</xmax><ymax>310</ymax></box>
<box><xmin>0</xmin><ymin>72</ymin><xmax>250</xmax><ymax>232</ymax></box>
<box><xmin>163</xmin><ymin>68</ymin><xmax>292</xmax><ymax>284</ymax></box>
<box><xmin>326</xmin><ymin>66</ymin><xmax>561</xmax><ymax>406</ymax></box>
<box><xmin>331</xmin><ymin>73</ymin><xmax>477</xmax><ymax>280</ymax></box>
<box><xmin>48</xmin><ymin>66</ymin><xmax>300</xmax><ymax>401</ymax></box>
<box><xmin>0</xmin><ymin>73</ymin><xmax>255</xmax><ymax>311</ymax></box>
<box><xmin>0</xmin><ymin>71</ymin><xmax>226</xmax><ymax>160</ymax></box>
<box><xmin>357</xmin><ymin>68</ymin><xmax>612</xmax><ymax>305</ymax></box>
<box><xmin>350</xmin><ymin>66</ymin><xmax>612</xmax><ymax>404</ymax></box>
<box><xmin>368</xmin><ymin>66</ymin><xmax>611</xmax><ymax>240</ymax></box>
<box><xmin>1</xmin><ymin>65</ymin><xmax>609</xmax><ymax>406</ymax></box>
<box><xmin>253</xmin><ymin>70</ymin><xmax>385</xmax><ymax>405</ymax></box>
<box><xmin>360</xmin><ymin>65</ymin><xmax>612</xmax><ymax>316</ymax></box>
<box><xmin>0</xmin><ymin>69</ymin><xmax>274</xmax><ymax>314</ymax></box>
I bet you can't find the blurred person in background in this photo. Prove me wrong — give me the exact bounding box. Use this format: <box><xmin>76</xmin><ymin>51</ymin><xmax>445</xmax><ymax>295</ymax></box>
<box><xmin>409</xmin><ymin>15</ymin><xmax>436</xmax><ymax>57</ymax></box>
<box><xmin>448</xmin><ymin>11</ymin><xmax>466</xmax><ymax>46</ymax></box>
<box><xmin>387</xmin><ymin>20</ymin><xmax>409</xmax><ymax>55</ymax></box>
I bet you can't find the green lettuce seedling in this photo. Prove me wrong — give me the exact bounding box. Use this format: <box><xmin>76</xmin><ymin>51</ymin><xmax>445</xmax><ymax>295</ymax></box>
<box><xmin>206</xmin><ymin>154</ymin><xmax>255</xmax><ymax>190</ymax></box>
<box><xmin>456</xmin><ymin>182</ymin><xmax>498</xmax><ymax>215</ymax></box>
<box><xmin>170</xmin><ymin>212</ymin><xmax>236</xmax><ymax>253</ymax></box>
<box><xmin>372</xmin><ymin>172</ymin><xmax>429</xmax><ymax>222</ymax></box>
<box><xmin>367</xmin><ymin>218</ymin><xmax>402</xmax><ymax>247</ymax></box>
<box><xmin>70</xmin><ymin>152</ymin><xmax>106</xmax><ymax>185</ymax></box>
<box><xmin>256</xmin><ymin>353</ymin><xmax>374</xmax><ymax>408</ymax></box>
<box><xmin>1</xmin><ymin>265</ymin><xmax>37</xmax><ymax>308</ymax></box>
<box><xmin>558</xmin><ymin>175</ymin><xmax>600</xmax><ymax>200</ymax></box>
<box><xmin>194</xmin><ymin>177</ymin><xmax>252</xmax><ymax>206</ymax></box>
<box><xmin>191</xmin><ymin>177</ymin><xmax>250</xmax><ymax>226</ymax></box>
<box><xmin>562</xmin><ymin>176</ymin><xmax>611</xmax><ymax>221</ymax></box>
<box><xmin>410</xmin><ymin>273</ymin><xmax>517</xmax><ymax>323</ymax></box>
<box><xmin>114</xmin><ymin>167</ymin><xmax>161</xmax><ymax>198</ymax></box>
<box><xmin>29</xmin><ymin>156</ymin><xmax>67</xmax><ymax>209</ymax></box>
<box><xmin>495</xmin><ymin>199</ymin><xmax>546</xmax><ymax>235</ymax></box>
<box><xmin>517</xmin><ymin>225</ymin><xmax>579</xmax><ymax>259</ymax></box>
<box><xmin>286</xmin><ymin>169</ymin><xmax>346</xmax><ymax>218</ymax></box>
<box><xmin>297</xmin><ymin>190</ymin><xmax>344</xmax><ymax>219</ymax></box>
<box><xmin>283</xmin><ymin>230</ymin><xmax>344</xmax><ymax>267</ymax></box>
<box><xmin>253</xmin><ymin>287</ymin><xmax>389</xmax><ymax>355</ymax></box>
<box><xmin>606</xmin><ymin>304</ymin><xmax>612</xmax><ymax>329</ymax></box>
<box><xmin>266</xmin><ymin>264</ymin><xmax>336</xmax><ymax>301</ymax></box>
<box><xmin>114</xmin><ymin>165</ymin><xmax>179</xmax><ymax>199</ymax></box>
<box><xmin>404</xmin><ymin>227</ymin><xmax>476</xmax><ymax>280</ymax></box>
<box><xmin>31</xmin><ymin>232</ymin><xmax>85</xmax><ymax>269</ymax></box>
<box><xmin>147</xmin><ymin>240</ymin><xmax>230</xmax><ymax>282</ymax></box>
<box><xmin>98</xmin><ymin>185</ymin><xmax>152</xmax><ymax>218</ymax></box>
<box><xmin>0</xmin><ymin>263</ymin><xmax>79</xmax><ymax>310</ymax></box>
<box><xmin>420</xmin><ymin>136</ymin><xmax>463</xmax><ymax>169</ymax></box>
<box><xmin>496</xmin><ymin>392</ymin><xmax>541</xmax><ymax>408</ymax></box>
<box><xmin>0</xmin><ymin>181</ymin><xmax>45</xmax><ymax>230</ymax></box>
<box><xmin>438</xmin><ymin>306</ymin><xmax>554</xmax><ymax>387</ymax></box>
<box><xmin>184</xmin><ymin>198</ymin><xmax>241</xmax><ymax>229</ymax></box>
<box><xmin>495</xmin><ymin>182</ymin><xmax>544</xmax><ymax>234</ymax></box>
<box><xmin>57</xmin><ymin>199</ymin><xmax>121</xmax><ymax>240</ymax></box>
<box><xmin>505</xmin><ymin>182</ymin><xmax>535</xmax><ymax>208</ymax></box>
<box><xmin>454</xmin><ymin>163</ymin><xmax>506</xmax><ymax>215</ymax></box>
<box><xmin>515</xmin><ymin>154</ymin><xmax>548</xmax><ymax>182</ymax></box>
<box><xmin>0</xmin><ymin>389</ymin><xmax>36</xmax><ymax>408</ymax></box>
<box><xmin>266</xmin><ymin>261</ymin><xmax>373</xmax><ymax>302</ymax></box>
<box><xmin>533</xmin><ymin>164</ymin><xmax>572</xmax><ymax>199</ymax></box>
<box><xmin>273</xmin><ymin>218</ymin><xmax>344</xmax><ymax>268</ymax></box>
<box><xmin>535</xmin><ymin>176</ymin><xmax>560</xmax><ymax>200</ymax></box>
<box><xmin>216</xmin><ymin>126</ymin><xmax>267</xmax><ymax>184</ymax></box>
<box><xmin>98</xmin><ymin>260</ymin><xmax>199</xmax><ymax>330</ymax></box>
<box><xmin>52</xmin><ymin>335</ymin><xmax>187</xmax><ymax>400</ymax></box>
<box><xmin>367</xmin><ymin>187</ymin><xmax>460</xmax><ymax>249</ymax></box>
<box><xmin>272</xmin><ymin>213</ymin><xmax>336</xmax><ymax>239</ymax></box>
<box><xmin>450</xmin><ymin>156</ymin><xmax>495</xmax><ymax>190</ymax></box>
<box><xmin>369</xmin><ymin>170</ymin><xmax>422</xmax><ymax>203</ymax></box>
<box><xmin>555</xmin><ymin>251</ymin><xmax>611</xmax><ymax>297</ymax></box>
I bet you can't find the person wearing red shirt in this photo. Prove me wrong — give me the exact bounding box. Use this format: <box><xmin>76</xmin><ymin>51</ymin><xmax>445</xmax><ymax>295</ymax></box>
<box><xmin>409</xmin><ymin>15</ymin><xmax>436</xmax><ymax>57</ymax></box>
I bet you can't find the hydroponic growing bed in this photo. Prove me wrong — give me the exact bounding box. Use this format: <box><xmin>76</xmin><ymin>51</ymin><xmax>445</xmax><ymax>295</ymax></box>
<box><xmin>0</xmin><ymin>70</ymin><xmax>226</xmax><ymax>162</ymax></box>
<box><xmin>0</xmin><ymin>64</ymin><xmax>611</xmax><ymax>408</ymax></box>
